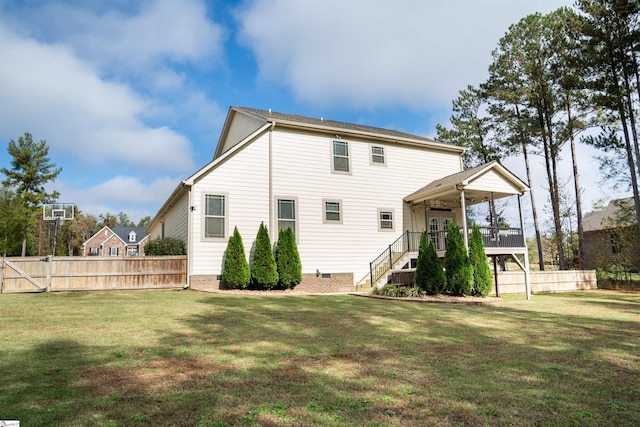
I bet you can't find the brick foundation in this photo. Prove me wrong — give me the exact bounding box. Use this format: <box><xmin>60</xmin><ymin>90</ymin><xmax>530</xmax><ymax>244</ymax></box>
<box><xmin>188</xmin><ymin>272</ymin><xmax>354</xmax><ymax>293</ymax></box>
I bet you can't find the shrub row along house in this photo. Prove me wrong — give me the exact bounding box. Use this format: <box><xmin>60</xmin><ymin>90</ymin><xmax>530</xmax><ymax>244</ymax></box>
<box><xmin>147</xmin><ymin>107</ymin><xmax>531</xmax><ymax>294</ymax></box>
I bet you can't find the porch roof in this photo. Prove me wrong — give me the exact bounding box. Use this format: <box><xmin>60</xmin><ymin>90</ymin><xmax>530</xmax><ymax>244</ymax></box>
<box><xmin>404</xmin><ymin>161</ymin><xmax>529</xmax><ymax>206</ymax></box>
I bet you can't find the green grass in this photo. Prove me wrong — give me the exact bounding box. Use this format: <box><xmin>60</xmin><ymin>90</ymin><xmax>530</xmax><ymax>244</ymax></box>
<box><xmin>1</xmin><ymin>290</ymin><xmax>639</xmax><ymax>426</ymax></box>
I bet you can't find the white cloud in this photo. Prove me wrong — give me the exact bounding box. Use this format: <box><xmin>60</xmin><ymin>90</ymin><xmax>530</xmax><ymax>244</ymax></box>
<box><xmin>0</xmin><ymin>22</ymin><xmax>195</xmax><ymax>172</ymax></box>
<box><xmin>236</xmin><ymin>0</ymin><xmax>572</xmax><ymax>109</ymax></box>
<box><xmin>55</xmin><ymin>175</ymin><xmax>179</xmax><ymax>222</ymax></box>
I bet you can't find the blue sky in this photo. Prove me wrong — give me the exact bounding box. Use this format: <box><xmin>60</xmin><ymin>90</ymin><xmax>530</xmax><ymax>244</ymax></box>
<box><xmin>0</xmin><ymin>0</ymin><xmax>620</xmax><ymax>226</ymax></box>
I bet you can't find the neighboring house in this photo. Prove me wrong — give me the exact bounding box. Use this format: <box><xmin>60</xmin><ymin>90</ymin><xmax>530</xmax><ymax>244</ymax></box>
<box><xmin>83</xmin><ymin>226</ymin><xmax>150</xmax><ymax>257</ymax></box>
<box><xmin>147</xmin><ymin>106</ymin><xmax>531</xmax><ymax>294</ymax></box>
<box><xmin>583</xmin><ymin>198</ymin><xmax>640</xmax><ymax>271</ymax></box>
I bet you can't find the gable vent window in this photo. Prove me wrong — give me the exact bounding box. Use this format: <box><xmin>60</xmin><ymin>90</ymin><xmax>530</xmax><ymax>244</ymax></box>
<box><xmin>128</xmin><ymin>231</ymin><xmax>137</xmax><ymax>242</ymax></box>
<box><xmin>332</xmin><ymin>140</ymin><xmax>350</xmax><ymax>173</ymax></box>
<box><xmin>371</xmin><ymin>145</ymin><xmax>385</xmax><ymax>165</ymax></box>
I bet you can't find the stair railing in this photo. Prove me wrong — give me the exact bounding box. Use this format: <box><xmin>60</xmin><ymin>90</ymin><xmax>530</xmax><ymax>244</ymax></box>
<box><xmin>369</xmin><ymin>231</ymin><xmax>422</xmax><ymax>286</ymax></box>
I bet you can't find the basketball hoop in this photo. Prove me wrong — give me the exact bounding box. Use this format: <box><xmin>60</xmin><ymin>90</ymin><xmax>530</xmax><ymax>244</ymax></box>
<box><xmin>43</xmin><ymin>203</ymin><xmax>75</xmax><ymax>256</ymax></box>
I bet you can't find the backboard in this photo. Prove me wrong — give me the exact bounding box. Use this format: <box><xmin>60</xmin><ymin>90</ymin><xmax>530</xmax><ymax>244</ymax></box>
<box><xmin>43</xmin><ymin>203</ymin><xmax>75</xmax><ymax>221</ymax></box>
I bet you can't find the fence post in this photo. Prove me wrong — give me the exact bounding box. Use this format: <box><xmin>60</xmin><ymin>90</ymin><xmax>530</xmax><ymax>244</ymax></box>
<box><xmin>369</xmin><ymin>262</ymin><xmax>373</xmax><ymax>287</ymax></box>
<box><xmin>1</xmin><ymin>255</ymin><xmax>5</xmax><ymax>294</ymax></box>
<box><xmin>388</xmin><ymin>245</ymin><xmax>393</xmax><ymax>271</ymax></box>
<box><xmin>45</xmin><ymin>255</ymin><xmax>52</xmax><ymax>292</ymax></box>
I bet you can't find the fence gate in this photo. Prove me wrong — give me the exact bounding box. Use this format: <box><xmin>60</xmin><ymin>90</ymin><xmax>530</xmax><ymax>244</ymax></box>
<box><xmin>0</xmin><ymin>256</ymin><xmax>48</xmax><ymax>293</ymax></box>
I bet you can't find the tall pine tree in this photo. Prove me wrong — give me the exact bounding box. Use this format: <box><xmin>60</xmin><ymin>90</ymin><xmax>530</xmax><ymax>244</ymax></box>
<box><xmin>275</xmin><ymin>227</ymin><xmax>302</xmax><ymax>289</ymax></box>
<box><xmin>444</xmin><ymin>222</ymin><xmax>473</xmax><ymax>296</ymax></box>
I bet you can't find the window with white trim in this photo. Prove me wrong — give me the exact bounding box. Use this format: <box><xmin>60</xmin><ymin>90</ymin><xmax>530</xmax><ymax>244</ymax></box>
<box><xmin>109</xmin><ymin>247</ymin><xmax>119</xmax><ymax>256</ymax></box>
<box><xmin>204</xmin><ymin>194</ymin><xmax>226</xmax><ymax>238</ymax></box>
<box><xmin>332</xmin><ymin>140</ymin><xmax>350</xmax><ymax>173</ymax></box>
<box><xmin>128</xmin><ymin>231</ymin><xmax>137</xmax><ymax>242</ymax></box>
<box><xmin>278</xmin><ymin>199</ymin><xmax>296</xmax><ymax>235</ymax></box>
<box><xmin>127</xmin><ymin>247</ymin><xmax>138</xmax><ymax>256</ymax></box>
<box><xmin>378</xmin><ymin>209</ymin><xmax>394</xmax><ymax>231</ymax></box>
<box><xmin>89</xmin><ymin>247</ymin><xmax>98</xmax><ymax>255</ymax></box>
<box><xmin>370</xmin><ymin>145</ymin><xmax>386</xmax><ymax>165</ymax></box>
<box><xmin>323</xmin><ymin>199</ymin><xmax>342</xmax><ymax>224</ymax></box>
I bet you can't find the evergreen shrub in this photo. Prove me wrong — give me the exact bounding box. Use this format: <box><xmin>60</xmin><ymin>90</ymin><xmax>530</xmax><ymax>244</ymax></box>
<box><xmin>469</xmin><ymin>224</ymin><xmax>493</xmax><ymax>296</ymax></box>
<box><xmin>250</xmin><ymin>222</ymin><xmax>278</xmax><ymax>289</ymax></box>
<box><xmin>222</xmin><ymin>226</ymin><xmax>250</xmax><ymax>289</ymax></box>
<box><xmin>144</xmin><ymin>238</ymin><xmax>185</xmax><ymax>255</ymax></box>
<box><xmin>275</xmin><ymin>227</ymin><xmax>302</xmax><ymax>289</ymax></box>
<box><xmin>444</xmin><ymin>222</ymin><xmax>473</xmax><ymax>296</ymax></box>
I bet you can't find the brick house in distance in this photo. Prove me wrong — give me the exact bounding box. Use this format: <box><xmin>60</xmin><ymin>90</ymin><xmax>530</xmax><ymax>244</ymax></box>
<box><xmin>82</xmin><ymin>226</ymin><xmax>150</xmax><ymax>257</ymax></box>
<box><xmin>583</xmin><ymin>198</ymin><xmax>640</xmax><ymax>271</ymax></box>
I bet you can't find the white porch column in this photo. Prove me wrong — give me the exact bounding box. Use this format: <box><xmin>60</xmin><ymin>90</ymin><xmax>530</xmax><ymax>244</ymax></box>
<box><xmin>460</xmin><ymin>187</ymin><xmax>469</xmax><ymax>250</ymax></box>
<box><xmin>518</xmin><ymin>194</ymin><xmax>531</xmax><ymax>300</ymax></box>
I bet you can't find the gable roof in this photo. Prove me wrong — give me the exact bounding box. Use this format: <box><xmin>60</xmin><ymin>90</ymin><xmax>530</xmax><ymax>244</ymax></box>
<box><xmin>404</xmin><ymin>161</ymin><xmax>529</xmax><ymax>205</ymax></box>
<box><xmin>583</xmin><ymin>198</ymin><xmax>634</xmax><ymax>232</ymax></box>
<box><xmin>213</xmin><ymin>106</ymin><xmax>465</xmax><ymax>159</ymax></box>
<box><xmin>111</xmin><ymin>226</ymin><xmax>149</xmax><ymax>244</ymax></box>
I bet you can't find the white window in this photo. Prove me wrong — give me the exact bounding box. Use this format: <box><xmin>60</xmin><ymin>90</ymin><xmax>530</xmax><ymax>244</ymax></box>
<box><xmin>204</xmin><ymin>194</ymin><xmax>226</xmax><ymax>238</ymax></box>
<box><xmin>109</xmin><ymin>247</ymin><xmax>119</xmax><ymax>256</ymax></box>
<box><xmin>332</xmin><ymin>140</ymin><xmax>350</xmax><ymax>173</ymax></box>
<box><xmin>378</xmin><ymin>209</ymin><xmax>394</xmax><ymax>231</ymax></box>
<box><xmin>128</xmin><ymin>231</ymin><xmax>137</xmax><ymax>242</ymax></box>
<box><xmin>278</xmin><ymin>199</ymin><xmax>297</xmax><ymax>235</ymax></box>
<box><xmin>89</xmin><ymin>247</ymin><xmax>98</xmax><ymax>255</ymax></box>
<box><xmin>323</xmin><ymin>199</ymin><xmax>342</xmax><ymax>224</ymax></box>
<box><xmin>127</xmin><ymin>247</ymin><xmax>138</xmax><ymax>256</ymax></box>
<box><xmin>370</xmin><ymin>145</ymin><xmax>386</xmax><ymax>165</ymax></box>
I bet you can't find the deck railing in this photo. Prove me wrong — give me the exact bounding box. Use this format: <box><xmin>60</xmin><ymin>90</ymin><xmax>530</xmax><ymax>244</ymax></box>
<box><xmin>368</xmin><ymin>227</ymin><xmax>525</xmax><ymax>286</ymax></box>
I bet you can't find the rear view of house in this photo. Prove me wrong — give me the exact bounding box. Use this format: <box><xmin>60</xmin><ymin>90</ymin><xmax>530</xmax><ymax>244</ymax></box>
<box><xmin>147</xmin><ymin>107</ymin><xmax>530</xmax><ymax>293</ymax></box>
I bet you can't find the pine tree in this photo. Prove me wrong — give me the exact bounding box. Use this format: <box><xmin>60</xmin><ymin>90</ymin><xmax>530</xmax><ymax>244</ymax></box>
<box><xmin>275</xmin><ymin>227</ymin><xmax>302</xmax><ymax>289</ymax></box>
<box><xmin>469</xmin><ymin>224</ymin><xmax>493</xmax><ymax>297</ymax></box>
<box><xmin>250</xmin><ymin>222</ymin><xmax>278</xmax><ymax>289</ymax></box>
<box><xmin>444</xmin><ymin>222</ymin><xmax>473</xmax><ymax>296</ymax></box>
<box><xmin>222</xmin><ymin>226</ymin><xmax>250</xmax><ymax>289</ymax></box>
<box><xmin>414</xmin><ymin>232</ymin><xmax>429</xmax><ymax>292</ymax></box>
<box><xmin>415</xmin><ymin>233</ymin><xmax>446</xmax><ymax>295</ymax></box>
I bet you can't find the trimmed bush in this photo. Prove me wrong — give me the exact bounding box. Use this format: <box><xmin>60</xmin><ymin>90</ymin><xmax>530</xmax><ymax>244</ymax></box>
<box><xmin>444</xmin><ymin>222</ymin><xmax>473</xmax><ymax>296</ymax></box>
<box><xmin>416</xmin><ymin>233</ymin><xmax>446</xmax><ymax>295</ymax></box>
<box><xmin>275</xmin><ymin>227</ymin><xmax>302</xmax><ymax>289</ymax></box>
<box><xmin>144</xmin><ymin>238</ymin><xmax>185</xmax><ymax>255</ymax></box>
<box><xmin>250</xmin><ymin>222</ymin><xmax>278</xmax><ymax>289</ymax></box>
<box><xmin>222</xmin><ymin>226</ymin><xmax>250</xmax><ymax>289</ymax></box>
<box><xmin>469</xmin><ymin>224</ymin><xmax>493</xmax><ymax>297</ymax></box>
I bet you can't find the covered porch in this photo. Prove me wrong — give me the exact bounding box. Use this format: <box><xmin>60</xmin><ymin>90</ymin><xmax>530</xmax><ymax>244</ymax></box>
<box><xmin>366</xmin><ymin>161</ymin><xmax>531</xmax><ymax>296</ymax></box>
<box><xmin>404</xmin><ymin>161</ymin><xmax>531</xmax><ymax>298</ymax></box>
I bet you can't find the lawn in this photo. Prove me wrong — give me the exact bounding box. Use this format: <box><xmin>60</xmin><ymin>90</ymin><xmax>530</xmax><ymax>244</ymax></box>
<box><xmin>0</xmin><ymin>290</ymin><xmax>638</xmax><ymax>427</ymax></box>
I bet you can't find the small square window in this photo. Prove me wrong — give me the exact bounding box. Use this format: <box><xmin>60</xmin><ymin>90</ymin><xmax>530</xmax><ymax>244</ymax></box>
<box><xmin>378</xmin><ymin>209</ymin><xmax>394</xmax><ymax>231</ymax></box>
<box><xmin>323</xmin><ymin>200</ymin><xmax>342</xmax><ymax>223</ymax></box>
<box><xmin>371</xmin><ymin>145</ymin><xmax>385</xmax><ymax>165</ymax></box>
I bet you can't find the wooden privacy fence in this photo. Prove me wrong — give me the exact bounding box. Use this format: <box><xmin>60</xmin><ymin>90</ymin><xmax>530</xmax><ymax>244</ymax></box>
<box><xmin>0</xmin><ymin>256</ymin><xmax>187</xmax><ymax>293</ymax></box>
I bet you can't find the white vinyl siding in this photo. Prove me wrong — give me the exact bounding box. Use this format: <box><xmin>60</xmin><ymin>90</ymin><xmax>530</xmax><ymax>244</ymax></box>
<box><xmin>203</xmin><ymin>194</ymin><xmax>226</xmax><ymax>239</ymax></box>
<box><xmin>370</xmin><ymin>145</ymin><xmax>386</xmax><ymax>165</ymax></box>
<box><xmin>270</xmin><ymin>127</ymin><xmax>461</xmax><ymax>283</ymax></box>
<box><xmin>331</xmin><ymin>140</ymin><xmax>351</xmax><ymax>174</ymax></box>
<box><xmin>190</xmin><ymin>133</ymin><xmax>270</xmax><ymax>275</ymax></box>
<box><xmin>219</xmin><ymin>112</ymin><xmax>265</xmax><ymax>155</ymax></box>
<box><xmin>323</xmin><ymin>199</ymin><xmax>342</xmax><ymax>224</ymax></box>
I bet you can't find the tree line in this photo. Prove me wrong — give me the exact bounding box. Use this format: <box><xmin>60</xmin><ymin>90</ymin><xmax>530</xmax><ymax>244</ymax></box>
<box><xmin>1</xmin><ymin>132</ymin><xmax>150</xmax><ymax>257</ymax></box>
<box><xmin>435</xmin><ymin>0</ymin><xmax>640</xmax><ymax>270</ymax></box>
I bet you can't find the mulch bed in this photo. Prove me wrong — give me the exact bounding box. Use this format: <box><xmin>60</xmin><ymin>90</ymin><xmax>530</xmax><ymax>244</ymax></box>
<box><xmin>352</xmin><ymin>293</ymin><xmax>504</xmax><ymax>305</ymax></box>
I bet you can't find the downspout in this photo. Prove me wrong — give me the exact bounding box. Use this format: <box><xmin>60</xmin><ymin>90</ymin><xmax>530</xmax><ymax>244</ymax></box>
<box><xmin>269</xmin><ymin>121</ymin><xmax>276</xmax><ymax>240</ymax></box>
<box><xmin>186</xmin><ymin>183</ymin><xmax>193</xmax><ymax>289</ymax></box>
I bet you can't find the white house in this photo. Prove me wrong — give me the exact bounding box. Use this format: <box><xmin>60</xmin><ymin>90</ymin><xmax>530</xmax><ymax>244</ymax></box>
<box><xmin>147</xmin><ymin>107</ymin><xmax>530</xmax><ymax>294</ymax></box>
